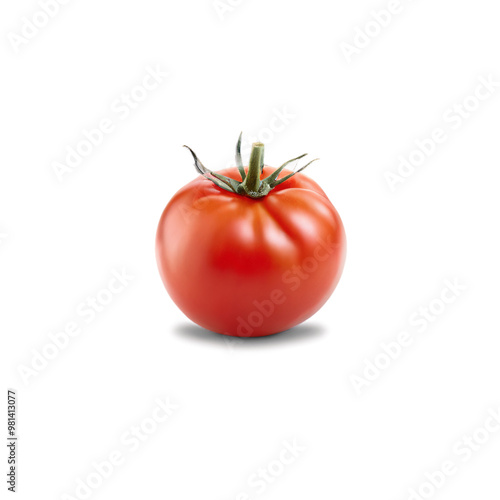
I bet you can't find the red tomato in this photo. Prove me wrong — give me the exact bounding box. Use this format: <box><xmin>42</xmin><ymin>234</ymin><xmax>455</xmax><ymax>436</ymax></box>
<box><xmin>156</xmin><ymin>140</ymin><xmax>346</xmax><ymax>337</ymax></box>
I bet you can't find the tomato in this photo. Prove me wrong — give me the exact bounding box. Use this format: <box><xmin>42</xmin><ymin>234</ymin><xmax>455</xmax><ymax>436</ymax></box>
<box><xmin>156</xmin><ymin>136</ymin><xmax>346</xmax><ymax>337</ymax></box>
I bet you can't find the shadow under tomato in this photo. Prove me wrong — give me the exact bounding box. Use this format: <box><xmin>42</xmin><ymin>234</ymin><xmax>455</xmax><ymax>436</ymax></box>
<box><xmin>173</xmin><ymin>321</ymin><xmax>326</xmax><ymax>346</ymax></box>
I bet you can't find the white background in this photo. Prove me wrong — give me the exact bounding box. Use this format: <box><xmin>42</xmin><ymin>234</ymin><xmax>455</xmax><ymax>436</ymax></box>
<box><xmin>2</xmin><ymin>0</ymin><xmax>500</xmax><ymax>499</ymax></box>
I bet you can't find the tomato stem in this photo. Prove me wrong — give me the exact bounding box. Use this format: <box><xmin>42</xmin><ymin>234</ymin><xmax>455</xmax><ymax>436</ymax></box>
<box><xmin>239</xmin><ymin>142</ymin><xmax>264</xmax><ymax>196</ymax></box>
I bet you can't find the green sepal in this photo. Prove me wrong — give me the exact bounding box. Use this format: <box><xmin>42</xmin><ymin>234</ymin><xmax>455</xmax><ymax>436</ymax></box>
<box><xmin>235</xmin><ymin>132</ymin><xmax>246</xmax><ymax>181</ymax></box>
<box><xmin>184</xmin><ymin>134</ymin><xmax>319</xmax><ymax>199</ymax></box>
<box><xmin>183</xmin><ymin>145</ymin><xmax>239</xmax><ymax>193</ymax></box>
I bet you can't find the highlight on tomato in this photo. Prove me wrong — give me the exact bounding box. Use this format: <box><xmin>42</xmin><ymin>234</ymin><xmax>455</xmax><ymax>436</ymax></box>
<box><xmin>156</xmin><ymin>134</ymin><xmax>346</xmax><ymax>337</ymax></box>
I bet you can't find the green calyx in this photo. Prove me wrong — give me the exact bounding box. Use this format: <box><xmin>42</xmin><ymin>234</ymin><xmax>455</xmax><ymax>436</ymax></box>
<box><xmin>183</xmin><ymin>133</ymin><xmax>319</xmax><ymax>199</ymax></box>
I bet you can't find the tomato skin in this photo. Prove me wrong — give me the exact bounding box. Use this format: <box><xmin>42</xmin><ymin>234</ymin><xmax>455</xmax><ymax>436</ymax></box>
<box><xmin>156</xmin><ymin>166</ymin><xmax>346</xmax><ymax>337</ymax></box>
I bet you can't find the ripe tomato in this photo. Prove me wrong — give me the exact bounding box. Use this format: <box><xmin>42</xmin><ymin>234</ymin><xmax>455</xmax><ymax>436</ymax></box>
<box><xmin>156</xmin><ymin>137</ymin><xmax>346</xmax><ymax>337</ymax></box>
